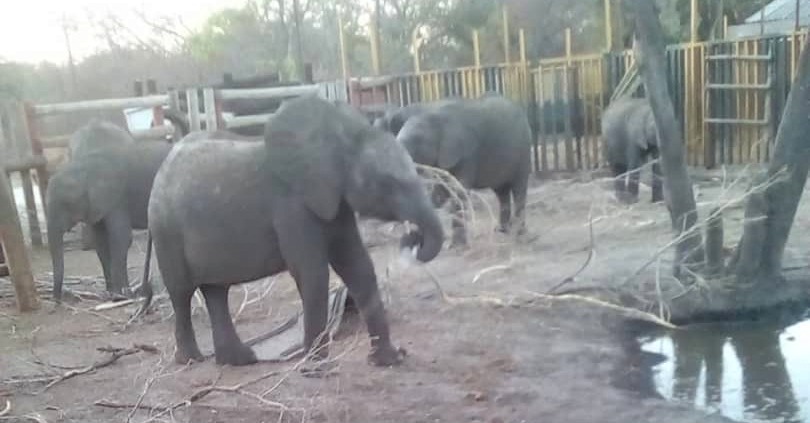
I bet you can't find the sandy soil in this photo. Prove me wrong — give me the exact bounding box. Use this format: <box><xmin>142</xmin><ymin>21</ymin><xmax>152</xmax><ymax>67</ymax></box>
<box><xmin>5</xmin><ymin>164</ymin><xmax>808</xmax><ymax>423</ymax></box>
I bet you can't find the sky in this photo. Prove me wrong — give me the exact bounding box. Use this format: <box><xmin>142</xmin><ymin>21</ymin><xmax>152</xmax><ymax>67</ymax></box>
<box><xmin>0</xmin><ymin>0</ymin><xmax>247</xmax><ymax>64</ymax></box>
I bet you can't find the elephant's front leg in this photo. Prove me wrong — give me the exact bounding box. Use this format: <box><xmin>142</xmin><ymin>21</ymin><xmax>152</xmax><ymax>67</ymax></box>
<box><xmin>328</xmin><ymin>203</ymin><xmax>403</xmax><ymax>366</ymax></box>
<box><xmin>104</xmin><ymin>209</ymin><xmax>134</xmax><ymax>298</ymax></box>
<box><xmin>274</xmin><ymin>205</ymin><xmax>332</xmax><ymax>362</ymax></box>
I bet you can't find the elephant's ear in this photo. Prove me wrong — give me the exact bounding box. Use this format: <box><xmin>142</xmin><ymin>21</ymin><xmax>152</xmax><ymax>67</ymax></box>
<box><xmin>437</xmin><ymin>117</ymin><xmax>472</xmax><ymax>170</ymax></box>
<box><xmin>267</xmin><ymin>129</ymin><xmax>345</xmax><ymax>221</ymax></box>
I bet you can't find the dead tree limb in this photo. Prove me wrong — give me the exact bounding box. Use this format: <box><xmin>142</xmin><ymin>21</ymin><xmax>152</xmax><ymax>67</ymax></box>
<box><xmin>39</xmin><ymin>345</ymin><xmax>156</xmax><ymax>392</ymax></box>
<box><xmin>626</xmin><ymin>0</ymin><xmax>703</xmax><ymax>278</ymax></box>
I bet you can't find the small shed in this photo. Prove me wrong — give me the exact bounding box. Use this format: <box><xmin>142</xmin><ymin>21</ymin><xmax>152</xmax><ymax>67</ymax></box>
<box><xmin>727</xmin><ymin>0</ymin><xmax>810</xmax><ymax>39</ymax></box>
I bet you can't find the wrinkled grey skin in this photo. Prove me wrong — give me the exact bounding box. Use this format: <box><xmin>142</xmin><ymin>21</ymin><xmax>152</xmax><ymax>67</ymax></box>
<box><xmin>143</xmin><ymin>96</ymin><xmax>444</xmax><ymax>367</ymax></box>
<box><xmin>47</xmin><ymin>118</ymin><xmax>187</xmax><ymax>301</ymax></box>
<box><xmin>396</xmin><ymin>95</ymin><xmax>532</xmax><ymax>246</ymax></box>
<box><xmin>601</xmin><ymin>97</ymin><xmax>663</xmax><ymax>203</ymax></box>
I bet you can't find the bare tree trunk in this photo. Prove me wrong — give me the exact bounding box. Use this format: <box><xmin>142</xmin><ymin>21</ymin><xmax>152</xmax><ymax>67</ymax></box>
<box><xmin>292</xmin><ymin>0</ymin><xmax>305</xmax><ymax>81</ymax></box>
<box><xmin>732</xmin><ymin>32</ymin><xmax>810</xmax><ymax>283</ymax></box>
<box><xmin>626</xmin><ymin>0</ymin><xmax>703</xmax><ymax>277</ymax></box>
<box><xmin>0</xmin><ymin>169</ymin><xmax>40</xmax><ymax>312</ymax></box>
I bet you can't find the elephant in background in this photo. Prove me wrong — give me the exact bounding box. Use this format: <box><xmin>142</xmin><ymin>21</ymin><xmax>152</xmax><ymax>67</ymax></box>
<box><xmin>47</xmin><ymin>114</ymin><xmax>188</xmax><ymax>301</ymax></box>
<box><xmin>373</xmin><ymin>99</ymin><xmax>460</xmax><ymax>136</ymax></box>
<box><xmin>396</xmin><ymin>95</ymin><xmax>532</xmax><ymax>246</ymax></box>
<box><xmin>141</xmin><ymin>96</ymin><xmax>444</xmax><ymax>367</ymax></box>
<box><xmin>601</xmin><ymin>97</ymin><xmax>663</xmax><ymax>203</ymax></box>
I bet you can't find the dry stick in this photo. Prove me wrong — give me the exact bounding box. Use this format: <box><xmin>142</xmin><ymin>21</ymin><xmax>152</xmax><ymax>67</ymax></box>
<box><xmin>0</xmin><ymin>401</ymin><xmax>9</xmax><ymax>417</ymax></box>
<box><xmin>39</xmin><ymin>345</ymin><xmax>155</xmax><ymax>393</ymax></box>
<box><xmin>525</xmin><ymin>291</ymin><xmax>678</xmax><ymax>330</ymax></box>
<box><xmin>547</xmin><ymin>205</ymin><xmax>595</xmax><ymax>294</ymax></box>
<box><xmin>471</xmin><ymin>264</ymin><xmax>512</xmax><ymax>284</ymax></box>
<box><xmin>619</xmin><ymin>169</ymin><xmax>789</xmax><ymax>288</ymax></box>
<box><xmin>422</xmin><ymin>266</ymin><xmax>506</xmax><ymax>306</ymax></box>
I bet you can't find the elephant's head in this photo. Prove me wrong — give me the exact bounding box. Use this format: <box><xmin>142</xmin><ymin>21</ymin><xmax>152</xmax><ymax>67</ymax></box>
<box><xmin>68</xmin><ymin>119</ymin><xmax>135</xmax><ymax>160</ymax></box>
<box><xmin>264</xmin><ymin>96</ymin><xmax>444</xmax><ymax>262</ymax></box>
<box><xmin>396</xmin><ymin>109</ymin><xmax>473</xmax><ymax>171</ymax></box>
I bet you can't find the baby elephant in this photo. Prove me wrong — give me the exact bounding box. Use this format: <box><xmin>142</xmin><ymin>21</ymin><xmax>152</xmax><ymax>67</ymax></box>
<box><xmin>601</xmin><ymin>97</ymin><xmax>663</xmax><ymax>203</ymax></box>
<box><xmin>396</xmin><ymin>95</ymin><xmax>532</xmax><ymax>246</ymax></box>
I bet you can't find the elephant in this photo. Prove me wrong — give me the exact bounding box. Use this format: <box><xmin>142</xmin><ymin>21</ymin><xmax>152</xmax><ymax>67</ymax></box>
<box><xmin>373</xmin><ymin>99</ymin><xmax>461</xmax><ymax>136</ymax></box>
<box><xmin>601</xmin><ymin>97</ymin><xmax>663</xmax><ymax>203</ymax></box>
<box><xmin>47</xmin><ymin>113</ymin><xmax>189</xmax><ymax>302</ymax></box>
<box><xmin>139</xmin><ymin>95</ymin><xmax>444</xmax><ymax>368</ymax></box>
<box><xmin>396</xmin><ymin>95</ymin><xmax>532</xmax><ymax>246</ymax></box>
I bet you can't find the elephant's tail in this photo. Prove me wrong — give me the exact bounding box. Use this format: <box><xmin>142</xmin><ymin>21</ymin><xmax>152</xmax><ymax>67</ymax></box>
<box><xmin>132</xmin><ymin>231</ymin><xmax>154</xmax><ymax>319</ymax></box>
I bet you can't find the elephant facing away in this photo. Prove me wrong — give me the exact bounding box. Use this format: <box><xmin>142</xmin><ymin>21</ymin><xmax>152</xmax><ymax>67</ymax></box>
<box><xmin>142</xmin><ymin>96</ymin><xmax>444</xmax><ymax>367</ymax></box>
<box><xmin>47</xmin><ymin>117</ymin><xmax>188</xmax><ymax>301</ymax></box>
<box><xmin>396</xmin><ymin>95</ymin><xmax>532</xmax><ymax>246</ymax></box>
<box><xmin>601</xmin><ymin>97</ymin><xmax>663</xmax><ymax>203</ymax></box>
<box><xmin>373</xmin><ymin>99</ymin><xmax>459</xmax><ymax>136</ymax></box>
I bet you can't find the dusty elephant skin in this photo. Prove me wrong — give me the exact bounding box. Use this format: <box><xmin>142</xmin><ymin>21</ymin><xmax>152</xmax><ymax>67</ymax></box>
<box><xmin>601</xmin><ymin>97</ymin><xmax>663</xmax><ymax>204</ymax></box>
<box><xmin>46</xmin><ymin>119</ymin><xmax>186</xmax><ymax>301</ymax></box>
<box><xmin>396</xmin><ymin>95</ymin><xmax>532</xmax><ymax>246</ymax></box>
<box><xmin>143</xmin><ymin>96</ymin><xmax>444</xmax><ymax>367</ymax></box>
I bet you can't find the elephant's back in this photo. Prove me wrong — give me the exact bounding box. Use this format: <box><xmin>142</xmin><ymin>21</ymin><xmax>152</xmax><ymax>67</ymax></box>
<box><xmin>149</xmin><ymin>140</ymin><xmax>267</xmax><ymax>228</ymax></box>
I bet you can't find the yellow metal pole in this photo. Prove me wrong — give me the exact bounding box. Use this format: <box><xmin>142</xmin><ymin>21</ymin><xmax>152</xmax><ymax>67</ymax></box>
<box><xmin>605</xmin><ymin>0</ymin><xmax>613</xmax><ymax>51</ymax></box>
<box><xmin>503</xmin><ymin>5</ymin><xmax>511</xmax><ymax>63</ymax></box>
<box><xmin>338</xmin><ymin>13</ymin><xmax>349</xmax><ymax>80</ymax></box>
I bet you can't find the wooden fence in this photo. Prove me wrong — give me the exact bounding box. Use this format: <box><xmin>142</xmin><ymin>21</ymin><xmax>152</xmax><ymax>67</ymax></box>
<box><xmin>349</xmin><ymin>30</ymin><xmax>809</xmax><ymax>174</ymax></box>
<box><xmin>0</xmin><ymin>80</ymin><xmax>347</xmax><ymax>246</ymax></box>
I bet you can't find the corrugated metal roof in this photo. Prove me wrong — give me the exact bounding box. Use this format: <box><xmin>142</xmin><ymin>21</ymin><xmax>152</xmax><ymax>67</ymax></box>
<box><xmin>745</xmin><ymin>0</ymin><xmax>810</xmax><ymax>23</ymax></box>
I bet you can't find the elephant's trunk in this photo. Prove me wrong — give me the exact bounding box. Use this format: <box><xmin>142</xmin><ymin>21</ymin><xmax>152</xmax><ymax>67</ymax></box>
<box><xmin>47</xmin><ymin>217</ymin><xmax>66</xmax><ymax>302</ymax></box>
<box><xmin>399</xmin><ymin>195</ymin><xmax>444</xmax><ymax>262</ymax></box>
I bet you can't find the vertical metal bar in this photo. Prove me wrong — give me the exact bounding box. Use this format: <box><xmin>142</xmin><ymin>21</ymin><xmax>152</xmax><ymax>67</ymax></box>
<box><xmin>338</xmin><ymin>13</ymin><xmax>350</xmax><ymax>81</ymax></box>
<box><xmin>503</xmin><ymin>5</ymin><xmax>511</xmax><ymax>64</ymax></box>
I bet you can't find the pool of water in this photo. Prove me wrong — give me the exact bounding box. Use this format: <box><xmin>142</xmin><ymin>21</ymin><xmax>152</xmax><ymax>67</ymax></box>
<box><xmin>641</xmin><ymin>309</ymin><xmax>810</xmax><ymax>423</ymax></box>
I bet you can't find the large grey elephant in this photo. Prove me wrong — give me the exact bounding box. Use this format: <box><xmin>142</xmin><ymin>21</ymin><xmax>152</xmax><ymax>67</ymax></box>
<box><xmin>601</xmin><ymin>97</ymin><xmax>663</xmax><ymax>203</ymax></box>
<box><xmin>47</xmin><ymin>113</ymin><xmax>188</xmax><ymax>301</ymax></box>
<box><xmin>140</xmin><ymin>96</ymin><xmax>444</xmax><ymax>367</ymax></box>
<box><xmin>396</xmin><ymin>95</ymin><xmax>532</xmax><ymax>246</ymax></box>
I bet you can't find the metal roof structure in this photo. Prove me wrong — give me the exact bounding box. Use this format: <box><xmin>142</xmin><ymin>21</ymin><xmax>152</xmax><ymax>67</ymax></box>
<box><xmin>744</xmin><ymin>0</ymin><xmax>810</xmax><ymax>23</ymax></box>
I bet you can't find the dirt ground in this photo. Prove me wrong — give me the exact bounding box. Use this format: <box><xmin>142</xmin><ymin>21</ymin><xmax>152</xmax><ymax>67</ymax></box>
<box><xmin>4</xmin><ymin>164</ymin><xmax>809</xmax><ymax>423</ymax></box>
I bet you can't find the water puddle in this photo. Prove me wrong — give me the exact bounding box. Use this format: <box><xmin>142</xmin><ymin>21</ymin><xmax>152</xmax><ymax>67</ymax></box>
<box><xmin>641</xmin><ymin>309</ymin><xmax>810</xmax><ymax>422</ymax></box>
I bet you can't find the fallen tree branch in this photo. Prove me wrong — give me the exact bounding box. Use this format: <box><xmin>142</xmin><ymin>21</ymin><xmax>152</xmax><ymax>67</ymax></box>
<box><xmin>548</xmin><ymin>205</ymin><xmax>595</xmax><ymax>294</ymax></box>
<box><xmin>525</xmin><ymin>291</ymin><xmax>678</xmax><ymax>329</ymax></box>
<box><xmin>39</xmin><ymin>344</ymin><xmax>157</xmax><ymax>392</ymax></box>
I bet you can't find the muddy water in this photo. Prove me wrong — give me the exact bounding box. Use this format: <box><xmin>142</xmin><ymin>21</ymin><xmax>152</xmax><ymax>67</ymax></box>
<box><xmin>640</xmin><ymin>309</ymin><xmax>810</xmax><ymax>423</ymax></box>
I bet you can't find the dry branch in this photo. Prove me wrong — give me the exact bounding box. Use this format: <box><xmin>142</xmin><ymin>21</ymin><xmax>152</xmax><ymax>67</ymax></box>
<box><xmin>526</xmin><ymin>291</ymin><xmax>678</xmax><ymax>330</ymax></box>
<box><xmin>39</xmin><ymin>344</ymin><xmax>157</xmax><ymax>392</ymax></box>
<box><xmin>547</xmin><ymin>205</ymin><xmax>595</xmax><ymax>294</ymax></box>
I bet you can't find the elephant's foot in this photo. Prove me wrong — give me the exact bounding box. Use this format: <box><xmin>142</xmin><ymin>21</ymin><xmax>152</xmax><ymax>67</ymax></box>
<box><xmin>174</xmin><ymin>345</ymin><xmax>205</xmax><ymax>365</ymax></box>
<box><xmin>214</xmin><ymin>343</ymin><xmax>257</xmax><ymax>366</ymax></box>
<box><xmin>368</xmin><ymin>344</ymin><xmax>406</xmax><ymax>367</ymax></box>
<box><xmin>100</xmin><ymin>289</ymin><xmax>132</xmax><ymax>302</ymax></box>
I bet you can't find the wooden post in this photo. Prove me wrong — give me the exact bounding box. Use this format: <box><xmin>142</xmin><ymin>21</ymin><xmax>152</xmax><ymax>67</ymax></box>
<box><xmin>370</xmin><ymin>0</ymin><xmax>382</xmax><ymax>75</ymax></box>
<box><xmin>503</xmin><ymin>5</ymin><xmax>511</xmax><ymax>64</ymax></box>
<box><xmin>724</xmin><ymin>15</ymin><xmax>729</xmax><ymax>39</ymax></box>
<box><xmin>473</xmin><ymin>29</ymin><xmax>482</xmax><ymax>95</ymax></box>
<box><xmin>338</xmin><ymin>13</ymin><xmax>350</xmax><ymax>82</ymax></box>
<box><xmin>0</xmin><ymin>167</ymin><xmax>40</xmax><ymax>312</ymax></box>
<box><xmin>796</xmin><ymin>0</ymin><xmax>801</xmax><ymax>32</ymax></box>
<box><xmin>690</xmin><ymin>0</ymin><xmax>699</xmax><ymax>42</ymax></box>
<box><xmin>605</xmin><ymin>0</ymin><xmax>613</xmax><ymax>51</ymax></box>
<box><xmin>565</xmin><ymin>28</ymin><xmax>573</xmax><ymax>63</ymax></box>
<box><xmin>147</xmin><ymin>79</ymin><xmax>164</xmax><ymax>130</ymax></box>
<box><xmin>22</xmin><ymin>103</ymin><xmax>49</xmax><ymax>212</ymax></box>
<box><xmin>203</xmin><ymin>88</ymin><xmax>218</xmax><ymax>131</ymax></box>
<box><xmin>186</xmin><ymin>89</ymin><xmax>201</xmax><ymax>132</ymax></box>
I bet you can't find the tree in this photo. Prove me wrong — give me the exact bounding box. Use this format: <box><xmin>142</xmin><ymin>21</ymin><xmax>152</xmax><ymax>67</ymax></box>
<box><xmin>626</xmin><ymin>0</ymin><xmax>810</xmax><ymax>320</ymax></box>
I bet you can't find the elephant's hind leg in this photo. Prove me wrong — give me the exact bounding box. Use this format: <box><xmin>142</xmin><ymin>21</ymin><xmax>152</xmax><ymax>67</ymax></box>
<box><xmin>511</xmin><ymin>175</ymin><xmax>528</xmax><ymax>237</ymax></box>
<box><xmin>328</xmin><ymin>206</ymin><xmax>403</xmax><ymax>367</ymax></box>
<box><xmin>104</xmin><ymin>209</ymin><xmax>134</xmax><ymax>297</ymax></box>
<box><xmin>494</xmin><ymin>185</ymin><xmax>512</xmax><ymax>233</ymax></box>
<box><xmin>200</xmin><ymin>284</ymin><xmax>256</xmax><ymax>366</ymax></box>
<box><xmin>156</xmin><ymin>240</ymin><xmax>204</xmax><ymax>364</ymax></box>
<box><xmin>91</xmin><ymin>222</ymin><xmax>112</xmax><ymax>292</ymax></box>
